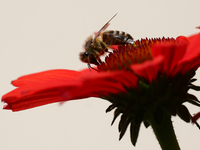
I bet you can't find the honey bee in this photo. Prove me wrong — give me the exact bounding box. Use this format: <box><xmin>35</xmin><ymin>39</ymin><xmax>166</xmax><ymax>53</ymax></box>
<box><xmin>80</xmin><ymin>13</ymin><xmax>134</xmax><ymax>71</ymax></box>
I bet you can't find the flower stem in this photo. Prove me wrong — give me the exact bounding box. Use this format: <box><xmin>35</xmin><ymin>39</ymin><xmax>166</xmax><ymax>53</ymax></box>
<box><xmin>148</xmin><ymin>110</ymin><xmax>180</xmax><ymax>150</ymax></box>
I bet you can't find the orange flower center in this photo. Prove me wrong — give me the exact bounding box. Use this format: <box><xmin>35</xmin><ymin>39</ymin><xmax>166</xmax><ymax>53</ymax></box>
<box><xmin>97</xmin><ymin>37</ymin><xmax>175</xmax><ymax>71</ymax></box>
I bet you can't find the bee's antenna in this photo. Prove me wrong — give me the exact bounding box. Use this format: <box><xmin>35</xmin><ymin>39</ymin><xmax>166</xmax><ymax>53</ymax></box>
<box><xmin>92</xmin><ymin>13</ymin><xmax>118</xmax><ymax>43</ymax></box>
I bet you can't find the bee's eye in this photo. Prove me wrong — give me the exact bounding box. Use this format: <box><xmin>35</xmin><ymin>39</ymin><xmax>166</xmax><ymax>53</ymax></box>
<box><xmin>84</xmin><ymin>52</ymin><xmax>89</xmax><ymax>57</ymax></box>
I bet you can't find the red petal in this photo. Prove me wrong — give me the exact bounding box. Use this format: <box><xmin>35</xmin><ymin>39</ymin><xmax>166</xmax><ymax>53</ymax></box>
<box><xmin>187</xmin><ymin>33</ymin><xmax>199</xmax><ymax>44</ymax></box>
<box><xmin>192</xmin><ymin>112</ymin><xmax>200</xmax><ymax>123</ymax></box>
<box><xmin>110</xmin><ymin>45</ymin><xmax>119</xmax><ymax>50</ymax></box>
<box><xmin>131</xmin><ymin>55</ymin><xmax>164</xmax><ymax>82</ymax></box>
<box><xmin>3</xmin><ymin>88</ymin><xmax>70</xmax><ymax>111</ymax></box>
<box><xmin>178</xmin><ymin>33</ymin><xmax>200</xmax><ymax>73</ymax></box>
<box><xmin>2</xmin><ymin>68</ymin><xmax>138</xmax><ymax>111</ymax></box>
<box><xmin>2</xmin><ymin>69</ymin><xmax>83</xmax><ymax>111</ymax></box>
<box><xmin>12</xmin><ymin>69</ymin><xmax>80</xmax><ymax>87</ymax></box>
<box><xmin>176</xmin><ymin>36</ymin><xmax>191</xmax><ymax>47</ymax></box>
<box><xmin>152</xmin><ymin>42</ymin><xmax>187</xmax><ymax>77</ymax></box>
<box><xmin>81</xmin><ymin>71</ymin><xmax>138</xmax><ymax>88</ymax></box>
<box><xmin>2</xmin><ymin>78</ymin><xmax>81</xmax><ymax>111</ymax></box>
<box><xmin>67</xmin><ymin>71</ymin><xmax>138</xmax><ymax>100</ymax></box>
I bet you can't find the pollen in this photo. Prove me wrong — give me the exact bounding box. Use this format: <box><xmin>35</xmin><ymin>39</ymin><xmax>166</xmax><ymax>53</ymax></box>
<box><xmin>98</xmin><ymin>37</ymin><xmax>175</xmax><ymax>71</ymax></box>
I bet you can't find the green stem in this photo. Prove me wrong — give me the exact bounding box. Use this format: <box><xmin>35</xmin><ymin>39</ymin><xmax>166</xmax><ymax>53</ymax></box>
<box><xmin>148</xmin><ymin>110</ymin><xmax>180</xmax><ymax>150</ymax></box>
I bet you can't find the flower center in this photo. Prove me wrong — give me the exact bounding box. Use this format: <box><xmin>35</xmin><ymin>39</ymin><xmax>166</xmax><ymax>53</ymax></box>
<box><xmin>98</xmin><ymin>37</ymin><xmax>175</xmax><ymax>71</ymax></box>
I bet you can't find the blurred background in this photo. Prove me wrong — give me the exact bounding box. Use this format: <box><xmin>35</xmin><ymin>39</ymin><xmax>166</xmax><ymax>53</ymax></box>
<box><xmin>0</xmin><ymin>0</ymin><xmax>200</xmax><ymax>149</ymax></box>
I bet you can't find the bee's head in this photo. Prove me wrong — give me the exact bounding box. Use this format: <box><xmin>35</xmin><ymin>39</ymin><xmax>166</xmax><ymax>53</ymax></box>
<box><xmin>80</xmin><ymin>51</ymin><xmax>90</xmax><ymax>63</ymax></box>
<box><xmin>79</xmin><ymin>51</ymin><xmax>98</xmax><ymax>65</ymax></box>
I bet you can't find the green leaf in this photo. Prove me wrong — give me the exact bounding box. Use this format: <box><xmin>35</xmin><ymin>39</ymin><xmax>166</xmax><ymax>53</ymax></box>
<box><xmin>106</xmin><ymin>104</ymin><xmax>116</xmax><ymax>113</ymax></box>
<box><xmin>111</xmin><ymin>109</ymin><xmax>122</xmax><ymax>125</ymax></box>
<box><xmin>189</xmin><ymin>84</ymin><xmax>200</xmax><ymax>91</ymax></box>
<box><xmin>187</xmin><ymin>93</ymin><xmax>200</xmax><ymax>102</ymax></box>
<box><xmin>130</xmin><ymin>121</ymin><xmax>141</xmax><ymax>146</ymax></box>
<box><xmin>187</xmin><ymin>99</ymin><xmax>200</xmax><ymax>107</ymax></box>
<box><xmin>143</xmin><ymin>121</ymin><xmax>150</xmax><ymax>128</ymax></box>
<box><xmin>118</xmin><ymin>114</ymin><xmax>128</xmax><ymax>132</ymax></box>
<box><xmin>119</xmin><ymin>118</ymin><xmax>132</xmax><ymax>140</ymax></box>
<box><xmin>190</xmin><ymin>78</ymin><xmax>197</xmax><ymax>83</ymax></box>
<box><xmin>177</xmin><ymin>105</ymin><xmax>191</xmax><ymax>123</ymax></box>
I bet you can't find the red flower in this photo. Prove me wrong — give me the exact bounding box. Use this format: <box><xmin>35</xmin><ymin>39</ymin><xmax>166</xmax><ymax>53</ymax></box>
<box><xmin>2</xmin><ymin>33</ymin><xmax>200</xmax><ymax>146</ymax></box>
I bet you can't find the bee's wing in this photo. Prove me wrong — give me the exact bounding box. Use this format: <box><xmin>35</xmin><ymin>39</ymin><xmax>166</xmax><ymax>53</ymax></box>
<box><xmin>92</xmin><ymin>13</ymin><xmax>117</xmax><ymax>43</ymax></box>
